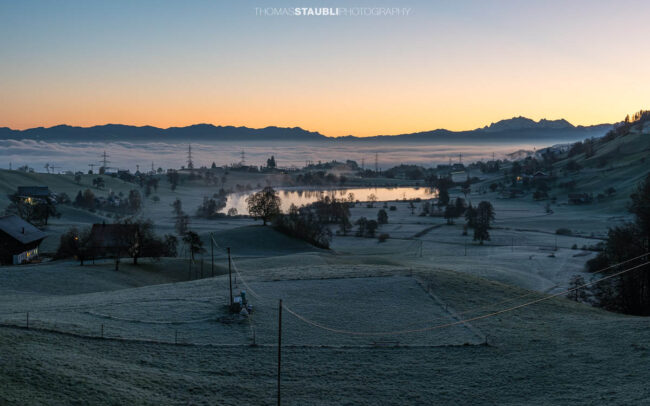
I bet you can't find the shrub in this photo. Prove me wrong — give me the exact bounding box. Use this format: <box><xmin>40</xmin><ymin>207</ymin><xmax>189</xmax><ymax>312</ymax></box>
<box><xmin>556</xmin><ymin>228</ymin><xmax>573</xmax><ymax>236</ymax></box>
<box><xmin>196</xmin><ymin>196</ymin><xmax>227</xmax><ymax>219</ymax></box>
<box><xmin>377</xmin><ymin>209</ymin><xmax>388</xmax><ymax>224</ymax></box>
<box><xmin>378</xmin><ymin>233</ymin><xmax>390</xmax><ymax>243</ymax></box>
<box><xmin>274</xmin><ymin>207</ymin><xmax>332</xmax><ymax>249</ymax></box>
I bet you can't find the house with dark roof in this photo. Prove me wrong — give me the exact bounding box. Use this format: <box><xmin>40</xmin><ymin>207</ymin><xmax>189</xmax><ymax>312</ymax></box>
<box><xmin>15</xmin><ymin>186</ymin><xmax>51</xmax><ymax>205</ymax></box>
<box><xmin>0</xmin><ymin>215</ymin><xmax>47</xmax><ymax>265</ymax></box>
<box><xmin>90</xmin><ymin>223</ymin><xmax>139</xmax><ymax>255</ymax></box>
<box><xmin>568</xmin><ymin>193</ymin><xmax>593</xmax><ymax>205</ymax></box>
<box><xmin>532</xmin><ymin>171</ymin><xmax>549</xmax><ymax>180</ymax></box>
<box><xmin>89</xmin><ymin>222</ymin><xmax>141</xmax><ymax>270</ymax></box>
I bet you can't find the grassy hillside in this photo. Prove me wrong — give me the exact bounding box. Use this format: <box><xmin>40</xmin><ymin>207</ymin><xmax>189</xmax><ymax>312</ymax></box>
<box><xmin>1</xmin><ymin>264</ymin><xmax>649</xmax><ymax>405</ymax></box>
<box><xmin>210</xmin><ymin>225</ymin><xmax>323</xmax><ymax>256</ymax></box>
<box><xmin>553</xmin><ymin>122</ymin><xmax>650</xmax><ymax>207</ymax></box>
<box><xmin>472</xmin><ymin>117</ymin><xmax>650</xmax><ymax>216</ymax></box>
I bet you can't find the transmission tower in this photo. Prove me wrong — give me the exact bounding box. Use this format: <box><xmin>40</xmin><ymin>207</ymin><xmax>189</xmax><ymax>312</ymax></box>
<box><xmin>375</xmin><ymin>153</ymin><xmax>379</xmax><ymax>174</ymax></box>
<box><xmin>240</xmin><ymin>150</ymin><xmax>246</xmax><ymax>166</ymax></box>
<box><xmin>187</xmin><ymin>144</ymin><xmax>194</xmax><ymax>169</ymax></box>
<box><xmin>100</xmin><ymin>151</ymin><xmax>111</xmax><ymax>169</ymax></box>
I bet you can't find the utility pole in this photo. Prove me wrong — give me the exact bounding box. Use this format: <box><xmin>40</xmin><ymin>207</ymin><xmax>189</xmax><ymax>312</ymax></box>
<box><xmin>277</xmin><ymin>299</ymin><xmax>283</xmax><ymax>406</ymax></box>
<box><xmin>188</xmin><ymin>252</ymin><xmax>192</xmax><ymax>280</ymax></box>
<box><xmin>228</xmin><ymin>247</ymin><xmax>233</xmax><ymax>307</ymax></box>
<box><xmin>211</xmin><ymin>233</ymin><xmax>214</xmax><ymax>277</ymax></box>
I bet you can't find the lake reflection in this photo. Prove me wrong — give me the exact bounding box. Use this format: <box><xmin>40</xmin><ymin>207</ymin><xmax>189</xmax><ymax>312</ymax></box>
<box><xmin>224</xmin><ymin>187</ymin><xmax>437</xmax><ymax>214</ymax></box>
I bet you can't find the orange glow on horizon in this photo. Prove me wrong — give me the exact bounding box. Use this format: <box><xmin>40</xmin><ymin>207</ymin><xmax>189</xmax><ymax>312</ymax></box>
<box><xmin>1</xmin><ymin>1</ymin><xmax>648</xmax><ymax>137</ymax></box>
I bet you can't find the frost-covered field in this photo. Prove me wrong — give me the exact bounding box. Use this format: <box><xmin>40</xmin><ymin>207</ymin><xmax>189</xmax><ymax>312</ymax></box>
<box><xmin>4</xmin><ymin>168</ymin><xmax>645</xmax><ymax>404</ymax></box>
<box><xmin>0</xmin><ymin>270</ymin><xmax>480</xmax><ymax>347</ymax></box>
<box><xmin>2</xmin><ymin>266</ymin><xmax>650</xmax><ymax>405</ymax></box>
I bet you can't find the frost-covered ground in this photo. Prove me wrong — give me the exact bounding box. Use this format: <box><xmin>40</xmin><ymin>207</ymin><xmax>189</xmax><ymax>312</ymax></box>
<box><xmin>329</xmin><ymin>198</ymin><xmax>598</xmax><ymax>294</ymax></box>
<box><xmin>0</xmin><ymin>268</ymin><xmax>480</xmax><ymax>347</ymax></box>
<box><xmin>3</xmin><ymin>169</ymin><xmax>643</xmax><ymax>404</ymax></box>
<box><xmin>2</xmin><ymin>267</ymin><xmax>650</xmax><ymax>405</ymax></box>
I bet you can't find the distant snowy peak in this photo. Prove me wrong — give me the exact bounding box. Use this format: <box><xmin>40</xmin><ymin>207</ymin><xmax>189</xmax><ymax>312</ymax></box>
<box><xmin>481</xmin><ymin>116</ymin><xmax>574</xmax><ymax>132</ymax></box>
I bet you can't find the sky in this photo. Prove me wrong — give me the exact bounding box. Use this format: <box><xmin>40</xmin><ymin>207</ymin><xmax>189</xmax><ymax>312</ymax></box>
<box><xmin>1</xmin><ymin>0</ymin><xmax>648</xmax><ymax>137</ymax></box>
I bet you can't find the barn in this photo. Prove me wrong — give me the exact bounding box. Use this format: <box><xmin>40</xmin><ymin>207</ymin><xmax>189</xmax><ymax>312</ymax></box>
<box><xmin>0</xmin><ymin>215</ymin><xmax>47</xmax><ymax>265</ymax></box>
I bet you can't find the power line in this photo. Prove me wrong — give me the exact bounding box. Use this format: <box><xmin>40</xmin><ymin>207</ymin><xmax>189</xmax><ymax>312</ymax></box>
<box><xmin>282</xmin><ymin>260</ymin><xmax>650</xmax><ymax>336</ymax></box>
<box><xmin>209</xmin><ymin>243</ymin><xmax>650</xmax><ymax>337</ymax></box>
<box><xmin>229</xmin><ymin>253</ymin><xmax>650</xmax><ymax>337</ymax></box>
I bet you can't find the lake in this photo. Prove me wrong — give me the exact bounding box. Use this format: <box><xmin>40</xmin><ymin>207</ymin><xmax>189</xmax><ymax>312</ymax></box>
<box><xmin>224</xmin><ymin>186</ymin><xmax>438</xmax><ymax>214</ymax></box>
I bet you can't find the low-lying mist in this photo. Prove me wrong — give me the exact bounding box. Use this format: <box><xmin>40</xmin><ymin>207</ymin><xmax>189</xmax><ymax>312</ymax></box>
<box><xmin>0</xmin><ymin>139</ymin><xmax>566</xmax><ymax>173</ymax></box>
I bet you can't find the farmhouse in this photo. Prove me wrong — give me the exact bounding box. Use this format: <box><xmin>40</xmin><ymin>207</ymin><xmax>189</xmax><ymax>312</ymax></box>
<box><xmin>499</xmin><ymin>187</ymin><xmax>525</xmax><ymax>199</ymax></box>
<box><xmin>568</xmin><ymin>193</ymin><xmax>593</xmax><ymax>205</ymax></box>
<box><xmin>16</xmin><ymin>186</ymin><xmax>51</xmax><ymax>205</ymax></box>
<box><xmin>527</xmin><ymin>171</ymin><xmax>551</xmax><ymax>182</ymax></box>
<box><xmin>90</xmin><ymin>223</ymin><xmax>139</xmax><ymax>255</ymax></box>
<box><xmin>0</xmin><ymin>215</ymin><xmax>47</xmax><ymax>265</ymax></box>
<box><xmin>451</xmin><ymin>170</ymin><xmax>468</xmax><ymax>183</ymax></box>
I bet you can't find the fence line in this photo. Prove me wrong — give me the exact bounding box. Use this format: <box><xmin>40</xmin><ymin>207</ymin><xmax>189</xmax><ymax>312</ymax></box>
<box><xmin>0</xmin><ymin>321</ymin><xmax>475</xmax><ymax>349</ymax></box>
<box><xmin>229</xmin><ymin>253</ymin><xmax>650</xmax><ymax>336</ymax></box>
<box><xmin>2</xmin><ymin>236</ymin><xmax>647</xmax><ymax>346</ymax></box>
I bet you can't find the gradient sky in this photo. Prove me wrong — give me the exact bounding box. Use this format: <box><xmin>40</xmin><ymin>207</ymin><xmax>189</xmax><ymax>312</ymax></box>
<box><xmin>1</xmin><ymin>0</ymin><xmax>649</xmax><ymax>137</ymax></box>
